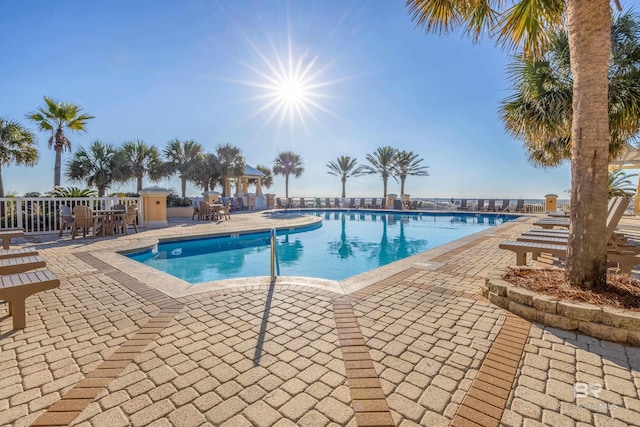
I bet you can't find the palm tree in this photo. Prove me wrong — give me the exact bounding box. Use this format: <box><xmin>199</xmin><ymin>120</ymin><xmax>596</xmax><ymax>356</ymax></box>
<box><xmin>0</xmin><ymin>118</ymin><xmax>39</xmax><ymax>198</ymax></box>
<box><xmin>163</xmin><ymin>139</ymin><xmax>203</xmax><ymax>197</ymax></box>
<box><xmin>191</xmin><ymin>153</ymin><xmax>221</xmax><ymax>192</ymax></box>
<box><xmin>27</xmin><ymin>97</ymin><xmax>94</xmax><ymax>188</ymax></box>
<box><xmin>392</xmin><ymin>151</ymin><xmax>429</xmax><ymax>195</ymax></box>
<box><xmin>406</xmin><ymin>0</ymin><xmax>615</xmax><ymax>288</ymax></box>
<box><xmin>608</xmin><ymin>170</ymin><xmax>637</xmax><ymax>198</ymax></box>
<box><xmin>122</xmin><ymin>140</ymin><xmax>164</xmax><ymax>192</ymax></box>
<box><xmin>273</xmin><ymin>151</ymin><xmax>304</xmax><ymax>201</ymax></box>
<box><xmin>361</xmin><ymin>146</ymin><xmax>398</xmax><ymax>198</ymax></box>
<box><xmin>65</xmin><ymin>141</ymin><xmax>129</xmax><ymax>196</ymax></box>
<box><xmin>501</xmin><ymin>11</ymin><xmax>640</xmax><ymax>168</ymax></box>
<box><xmin>216</xmin><ymin>144</ymin><xmax>245</xmax><ymax>196</ymax></box>
<box><xmin>326</xmin><ymin>156</ymin><xmax>365</xmax><ymax>198</ymax></box>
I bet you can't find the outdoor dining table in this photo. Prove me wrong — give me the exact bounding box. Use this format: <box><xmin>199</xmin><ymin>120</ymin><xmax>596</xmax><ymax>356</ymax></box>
<box><xmin>93</xmin><ymin>209</ymin><xmax>126</xmax><ymax>236</ymax></box>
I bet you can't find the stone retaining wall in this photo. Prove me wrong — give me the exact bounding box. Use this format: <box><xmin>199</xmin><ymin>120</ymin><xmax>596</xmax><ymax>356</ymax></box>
<box><xmin>483</xmin><ymin>272</ymin><xmax>640</xmax><ymax>346</ymax></box>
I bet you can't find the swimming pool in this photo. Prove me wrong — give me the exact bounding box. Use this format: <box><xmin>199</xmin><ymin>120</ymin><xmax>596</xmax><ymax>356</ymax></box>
<box><xmin>127</xmin><ymin>211</ymin><xmax>516</xmax><ymax>283</ymax></box>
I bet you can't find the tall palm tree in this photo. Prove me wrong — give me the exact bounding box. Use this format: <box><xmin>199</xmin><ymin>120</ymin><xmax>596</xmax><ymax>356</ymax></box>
<box><xmin>66</xmin><ymin>141</ymin><xmax>129</xmax><ymax>196</ymax></box>
<box><xmin>501</xmin><ymin>11</ymin><xmax>640</xmax><ymax>168</ymax></box>
<box><xmin>0</xmin><ymin>118</ymin><xmax>39</xmax><ymax>198</ymax></box>
<box><xmin>326</xmin><ymin>156</ymin><xmax>365</xmax><ymax>198</ymax></box>
<box><xmin>27</xmin><ymin>97</ymin><xmax>94</xmax><ymax>188</ymax></box>
<box><xmin>361</xmin><ymin>146</ymin><xmax>398</xmax><ymax>198</ymax></box>
<box><xmin>163</xmin><ymin>139</ymin><xmax>203</xmax><ymax>197</ymax></box>
<box><xmin>392</xmin><ymin>150</ymin><xmax>429</xmax><ymax>195</ymax></box>
<box><xmin>406</xmin><ymin>0</ymin><xmax>615</xmax><ymax>288</ymax></box>
<box><xmin>122</xmin><ymin>140</ymin><xmax>165</xmax><ymax>192</ymax></box>
<box><xmin>216</xmin><ymin>144</ymin><xmax>245</xmax><ymax>196</ymax></box>
<box><xmin>273</xmin><ymin>151</ymin><xmax>304</xmax><ymax>201</ymax></box>
<box><xmin>191</xmin><ymin>153</ymin><xmax>221</xmax><ymax>192</ymax></box>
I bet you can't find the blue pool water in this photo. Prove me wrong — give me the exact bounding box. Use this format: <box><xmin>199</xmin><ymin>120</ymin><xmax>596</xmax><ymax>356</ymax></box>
<box><xmin>127</xmin><ymin>211</ymin><xmax>516</xmax><ymax>283</ymax></box>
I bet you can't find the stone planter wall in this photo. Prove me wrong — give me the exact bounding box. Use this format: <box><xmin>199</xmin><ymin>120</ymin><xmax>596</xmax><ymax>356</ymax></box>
<box><xmin>166</xmin><ymin>207</ymin><xmax>195</xmax><ymax>218</ymax></box>
<box><xmin>483</xmin><ymin>273</ymin><xmax>640</xmax><ymax>346</ymax></box>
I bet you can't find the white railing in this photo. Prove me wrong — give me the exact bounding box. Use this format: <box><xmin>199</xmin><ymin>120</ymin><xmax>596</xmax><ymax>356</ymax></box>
<box><xmin>0</xmin><ymin>196</ymin><xmax>142</xmax><ymax>234</ymax></box>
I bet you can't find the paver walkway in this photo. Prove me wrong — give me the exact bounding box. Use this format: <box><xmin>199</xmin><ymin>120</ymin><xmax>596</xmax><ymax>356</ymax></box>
<box><xmin>0</xmin><ymin>211</ymin><xmax>639</xmax><ymax>426</ymax></box>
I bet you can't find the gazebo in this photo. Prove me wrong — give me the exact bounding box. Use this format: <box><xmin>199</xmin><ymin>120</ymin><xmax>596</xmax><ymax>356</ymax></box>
<box><xmin>609</xmin><ymin>146</ymin><xmax>640</xmax><ymax>213</ymax></box>
<box><xmin>223</xmin><ymin>165</ymin><xmax>266</xmax><ymax>197</ymax></box>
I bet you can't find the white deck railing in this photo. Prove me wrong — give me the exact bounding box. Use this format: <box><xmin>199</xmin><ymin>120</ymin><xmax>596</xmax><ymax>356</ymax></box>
<box><xmin>0</xmin><ymin>196</ymin><xmax>142</xmax><ymax>234</ymax></box>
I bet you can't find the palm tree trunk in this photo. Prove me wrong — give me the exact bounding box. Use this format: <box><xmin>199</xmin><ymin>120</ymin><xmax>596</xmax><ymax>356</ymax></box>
<box><xmin>565</xmin><ymin>0</ymin><xmax>611</xmax><ymax>288</ymax></box>
<box><xmin>54</xmin><ymin>128</ymin><xmax>64</xmax><ymax>187</ymax></box>
<box><xmin>383</xmin><ymin>177</ymin><xmax>388</xmax><ymax>198</ymax></box>
<box><xmin>137</xmin><ymin>174</ymin><xmax>143</xmax><ymax>192</ymax></box>
<box><xmin>285</xmin><ymin>175</ymin><xmax>289</xmax><ymax>200</ymax></box>
<box><xmin>181</xmin><ymin>176</ymin><xmax>187</xmax><ymax>197</ymax></box>
<box><xmin>341</xmin><ymin>178</ymin><xmax>346</xmax><ymax>198</ymax></box>
<box><xmin>0</xmin><ymin>165</ymin><xmax>4</xmax><ymax>198</ymax></box>
<box><xmin>400</xmin><ymin>177</ymin><xmax>406</xmax><ymax>195</ymax></box>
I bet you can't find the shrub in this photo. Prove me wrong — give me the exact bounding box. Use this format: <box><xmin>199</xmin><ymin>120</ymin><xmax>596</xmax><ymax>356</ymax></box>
<box><xmin>166</xmin><ymin>194</ymin><xmax>193</xmax><ymax>207</ymax></box>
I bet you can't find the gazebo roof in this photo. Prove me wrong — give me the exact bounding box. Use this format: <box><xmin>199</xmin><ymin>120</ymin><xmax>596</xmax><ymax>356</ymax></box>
<box><xmin>244</xmin><ymin>165</ymin><xmax>266</xmax><ymax>177</ymax></box>
<box><xmin>610</xmin><ymin>147</ymin><xmax>640</xmax><ymax>170</ymax></box>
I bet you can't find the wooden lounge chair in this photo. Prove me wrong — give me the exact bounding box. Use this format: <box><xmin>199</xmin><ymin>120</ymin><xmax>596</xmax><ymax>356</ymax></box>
<box><xmin>0</xmin><ymin>255</ymin><xmax>46</xmax><ymax>275</ymax></box>
<box><xmin>500</xmin><ymin>197</ymin><xmax>638</xmax><ymax>270</ymax></box>
<box><xmin>0</xmin><ymin>228</ymin><xmax>25</xmax><ymax>249</ymax></box>
<box><xmin>0</xmin><ymin>248</ymin><xmax>39</xmax><ymax>259</ymax></box>
<box><xmin>0</xmin><ymin>270</ymin><xmax>60</xmax><ymax>329</ymax></box>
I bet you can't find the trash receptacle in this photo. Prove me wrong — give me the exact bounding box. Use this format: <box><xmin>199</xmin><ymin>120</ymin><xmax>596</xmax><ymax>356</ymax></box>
<box><xmin>545</xmin><ymin>194</ymin><xmax>558</xmax><ymax>213</ymax></box>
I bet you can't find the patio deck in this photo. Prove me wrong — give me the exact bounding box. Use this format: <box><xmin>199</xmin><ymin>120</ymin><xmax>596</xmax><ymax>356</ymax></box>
<box><xmin>1</xmin><ymin>211</ymin><xmax>639</xmax><ymax>426</ymax></box>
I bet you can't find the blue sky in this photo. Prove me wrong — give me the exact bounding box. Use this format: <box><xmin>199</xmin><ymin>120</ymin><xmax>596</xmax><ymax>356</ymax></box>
<box><xmin>2</xmin><ymin>0</ymin><xmax>575</xmax><ymax>199</ymax></box>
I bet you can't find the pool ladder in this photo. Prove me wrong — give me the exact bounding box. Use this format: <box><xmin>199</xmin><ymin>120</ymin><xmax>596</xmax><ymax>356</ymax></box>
<box><xmin>270</xmin><ymin>228</ymin><xmax>280</xmax><ymax>281</ymax></box>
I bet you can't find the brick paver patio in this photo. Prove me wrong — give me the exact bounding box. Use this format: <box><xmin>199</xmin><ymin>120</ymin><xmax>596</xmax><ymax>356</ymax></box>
<box><xmin>1</xmin><ymin>211</ymin><xmax>639</xmax><ymax>426</ymax></box>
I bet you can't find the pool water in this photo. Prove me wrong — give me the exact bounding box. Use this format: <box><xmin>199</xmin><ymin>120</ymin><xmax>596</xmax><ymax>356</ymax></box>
<box><xmin>127</xmin><ymin>211</ymin><xmax>515</xmax><ymax>283</ymax></box>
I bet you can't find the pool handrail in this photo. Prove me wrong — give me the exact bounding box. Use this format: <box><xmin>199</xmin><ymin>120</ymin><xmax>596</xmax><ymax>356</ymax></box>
<box><xmin>270</xmin><ymin>228</ymin><xmax>280</xmax><ymax>281</ymax></box>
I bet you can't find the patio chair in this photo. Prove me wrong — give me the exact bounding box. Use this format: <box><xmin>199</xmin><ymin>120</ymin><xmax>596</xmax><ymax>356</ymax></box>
<box><xmin>299</xmin><ymin>198</ymin><xmax>307</xmax><ymax>208</ymax></box>
<box><xmin>459</xmin><ymin>199</ymin><xmax>469</xmax><ymax>211</ymax></box>
<box><xmin>515</xmin><ymin>199</ymin><xmax>525</xmax><ymax>212</ymax></box>
<box><xmin>71</xmin><ymin>205</ymin><xmax>101</xmax><ymax>239</ymax></box>
<box><xmin>287</xmin><ymin>198</ymin><xmax>295</xmax><ymax>208</ymax></box>
<box><xmin>315</xmin><ymin>198</ymin><xmax>322</xmax><ymax>208</ymax></box>
<box><xmin>217</xmin><ymin>201</ymin><xmax>231</xmax><ymax>220</ymax></box>
<box><xmin>370</xmin><ymin>198</ymin><xmax>378</xmax><ymax>209</ymax></box>
<box><xmin>359</xmin><ymin>198</ymin><xmax>366</xmax><ymax>209</ymax></box>
<box><xmin>476</xmin><ymin>199</ymin><xmax>485</xmax><ymax>211</ymax></box>
<box><xmin>275</xmin><ymin>198</ymin><xmax>284</xmax><ymax>209</ymax></box>
<box><xmin>114</xmin><ymin>205</ymin><xmax>140</xmax><ymax>235</ymax></box>
<box><xmin>348</xmin><ymin>198</ymin><xmax>356</xmax><ymax>209</ymax></box>
<box><xmin>58</xmin><ymin>205</ymin><xmax>74</xmax><ymax>237</ymax></box>
<box><xmin>325</xmin><ymin>198</ymin><xmax>332</xmax><ymax>208</ymax></box>
<box><xmin>483</xmin><ymin>199</ymin><xmax>496</xmax><ymax>212</ymax></box>
<box><xmin>334</xmin><ymin>198</ymin><xmax>341</xmax><ymax>208</ymax></box>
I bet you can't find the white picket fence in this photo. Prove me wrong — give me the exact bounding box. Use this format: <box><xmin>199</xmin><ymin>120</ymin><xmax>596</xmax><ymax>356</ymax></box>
<box><xmin>0</xmin><ymin>196</ymin><xmax>142</xmax><ymax>234</ymax></box>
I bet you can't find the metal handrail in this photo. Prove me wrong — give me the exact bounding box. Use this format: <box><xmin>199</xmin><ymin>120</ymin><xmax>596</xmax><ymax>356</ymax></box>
<box><xmin>270</xmin><ymin>228</ymin><xmax>280</xmax><ymax>280</ymax></box>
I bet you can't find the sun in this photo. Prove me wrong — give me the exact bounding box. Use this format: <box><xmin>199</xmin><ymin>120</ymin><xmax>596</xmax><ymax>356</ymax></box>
<box><xmin>230</xmin><ymin>32</ymin><xmax>344</xmax><ymax>134</ymax></box>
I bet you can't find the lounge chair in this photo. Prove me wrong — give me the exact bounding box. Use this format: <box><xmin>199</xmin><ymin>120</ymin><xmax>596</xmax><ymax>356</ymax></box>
<box><xmin>483</xmin><ymin>199</ymin><xmax>496</xmax><ymax>212</ymax></box>
<box><xmin>58</xmin><ymin>205</ymin><xmax>74</xmax><ymax>237</ymax></box>
<box><xmin>476</xmin><ymin>199</ymin><xmax>485</xmax><ymax>212</ymax></box>
<box><xmin>459</xmin><ymin>199</ymin><xmax>469</xmax><ymax>211</ymax></box>
<box><xmin>0</xmin><ymin>255</ymin><xmax>47</xmax><ymax>275</ymax></box>
<box><xmin>325</xmin><ymin>198</ymin><xmax>332</xmax><ymax>208</ymax></box>
<box><xmin>348</xmin><ymin>198</ymin><xmax>356</xmax><ymax>209</ymax></box>
<box><xmin>358</xmin><ymin>198</ymin><xmax>366</xmax><ymax>209</ymax></box>
<box><xmin>515</xmin><ymin>199</ymin><xmax>525</xmax><ymax>213</ymax></box>
<box><xmin>299</xmin><ymin>198</ymin><xmax>307</xmax><ymax>208</ymax></box>
<box><xmin>370</xmin><ymin>198</ymin><xmax>378</xmax><ymax>209</ymax></box>
<box><xmin>334</xmin><ymin>198</ymin><xmax>341</xmax><ymax>208</ymax></box>
<box><xmin>0</xmin><ymin>229</ymin><xmax>25</xmax><ymax>249</ymax></box>
<box><xmin>0</xmin><ymin>248</ymin><xmax>39</xmax><ymax>259</ymax></box>
<box><xmin>0</xmin><ymin>270</ymin><xmax>60</xmax><ymax>329</ymax></box>
<box><xmin>498</xmin><ymin>199</ymin><xmax>510</xmax><ymax>212</ymax></box>
<box><xmin>500</xmin><ymin>197</ymin><xmax>639</xmax><ymax>271</ymax></box>
<box><xmin>275</xmin><ymin>198</ymin><xmax>284</xmax><ymax>209</ymax></box>
<box><xmin>315</xmin><ymin>198</ymin><xmax>322</xmax><ymax>208</ymax></box>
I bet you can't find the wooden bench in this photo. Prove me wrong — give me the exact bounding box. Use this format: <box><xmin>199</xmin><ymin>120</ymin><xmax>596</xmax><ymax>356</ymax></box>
<box><xmin>0</xmin><ymin>248</ymin><xmax>39</xmax><ymax>259</ymax></box>
<box><xmin>0</xmin><ymin>229</ymin><xmax>25</xmax><ymax>249</ymax></box>
<box><xmin>0</xmin><ymin>270</ymin><xmax>60</xmax><ymax>329</ymax></box>
<box><xmin>0</xmin><ymin>255</ymin><xmax>46</xmax><ymax>275</ymax></box>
